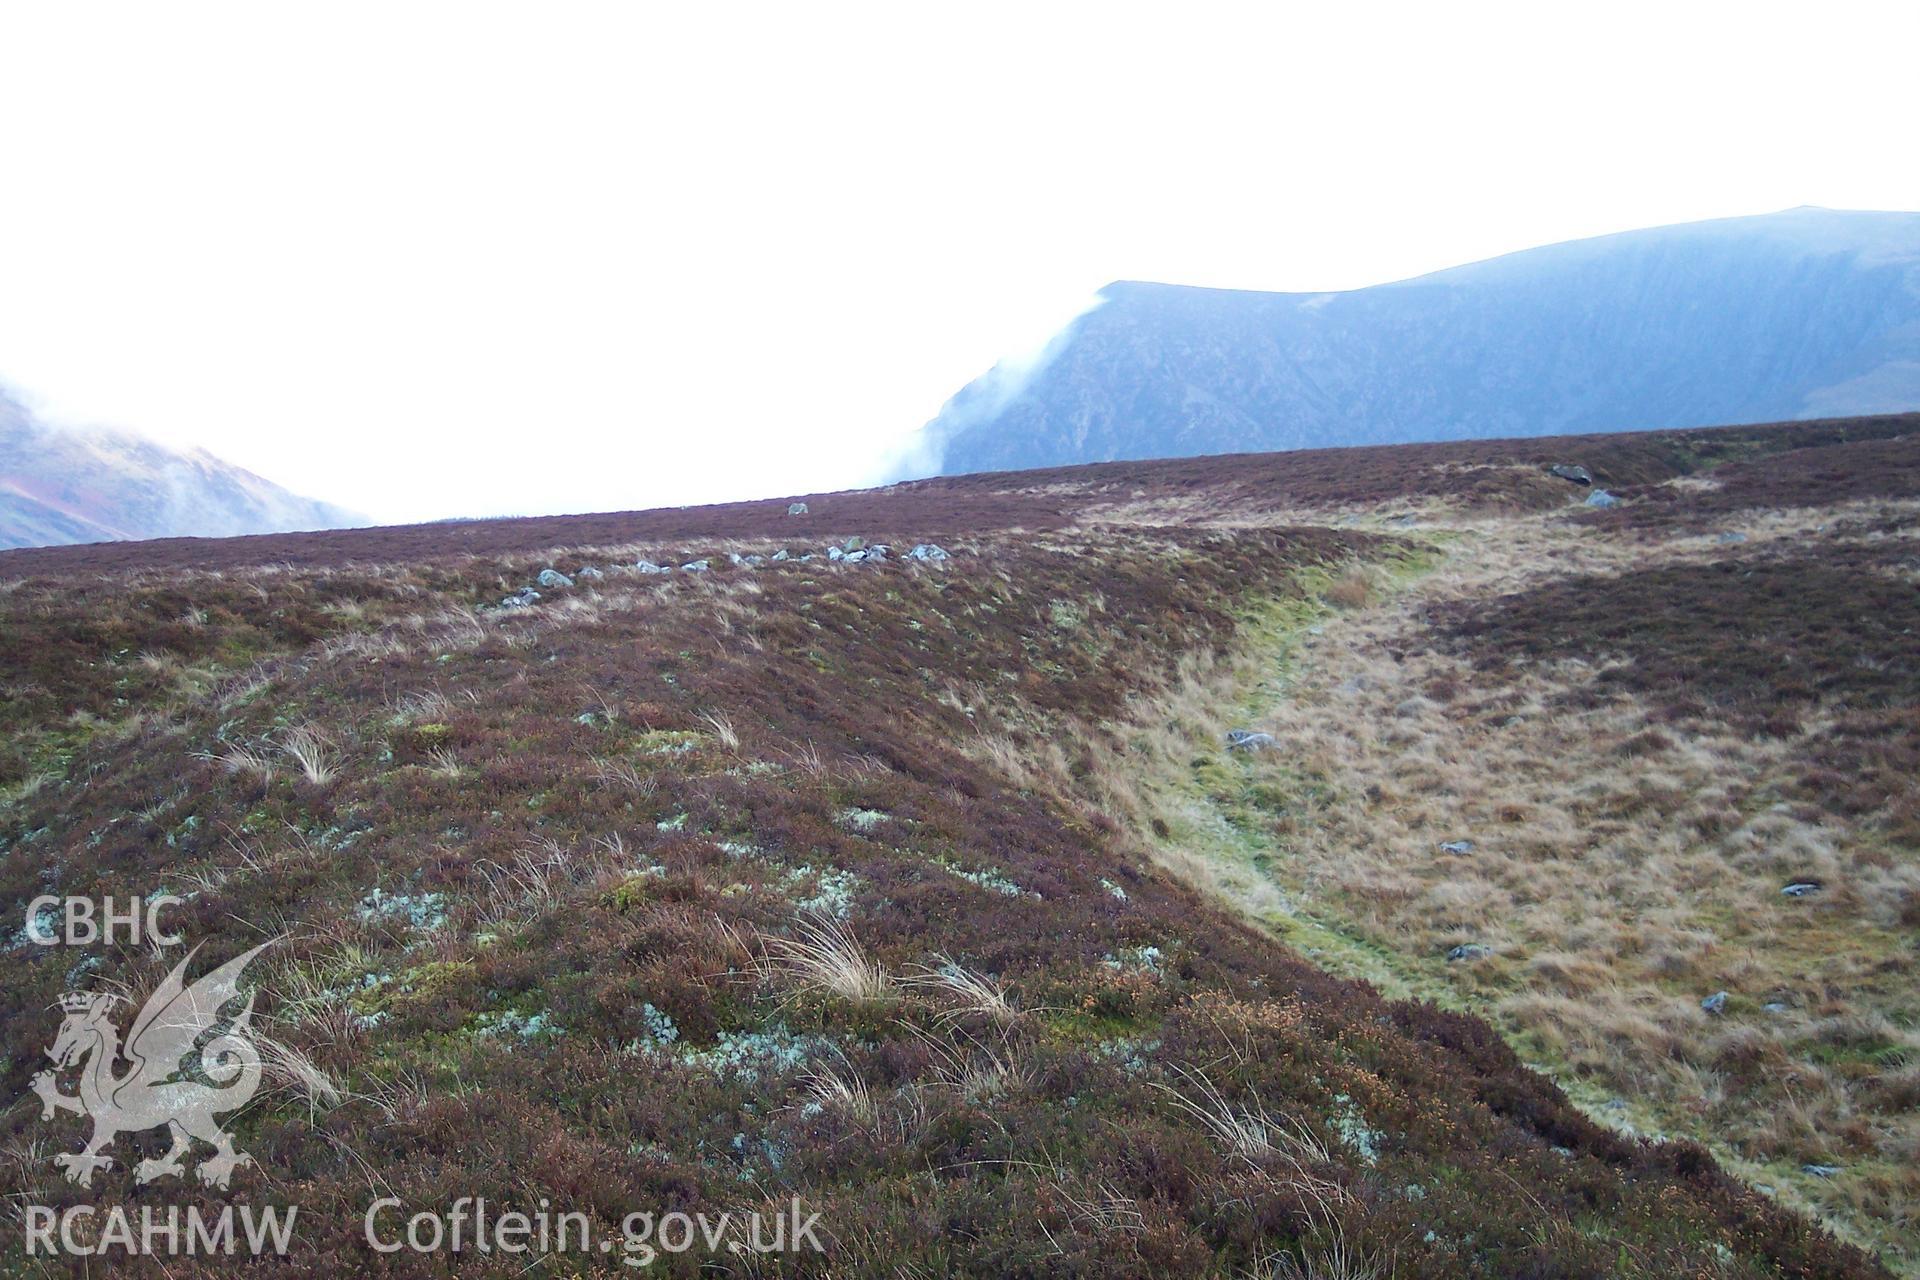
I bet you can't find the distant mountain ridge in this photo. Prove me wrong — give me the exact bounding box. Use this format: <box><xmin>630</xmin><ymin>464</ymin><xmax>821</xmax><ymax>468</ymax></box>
<box><xmin>916</xmin><ymin>207</ymin><xmax>1920</xmax><ymax>475</ymax></box>
<box><xmin>0</xmin><ymin>389</ymin><xmax>364</xmax><ymax>549</ymax></box>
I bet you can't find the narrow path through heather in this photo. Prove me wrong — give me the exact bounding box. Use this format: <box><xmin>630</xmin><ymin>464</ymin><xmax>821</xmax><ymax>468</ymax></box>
<box><xmin>1117</xmin><ymin>502</ymin><xmax>1919</xmax><ymax>1273</ymax></box>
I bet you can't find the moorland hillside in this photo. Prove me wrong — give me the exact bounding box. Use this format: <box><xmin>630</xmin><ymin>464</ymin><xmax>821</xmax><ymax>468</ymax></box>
<box><xmin>2</xmin><ymin>412</ymin><xmax>1915</xmax><ymax>1277</ymax></box>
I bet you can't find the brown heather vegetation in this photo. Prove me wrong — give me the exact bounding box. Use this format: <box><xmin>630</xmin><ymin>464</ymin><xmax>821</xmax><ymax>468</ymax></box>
<box><xmin>0</xmin><ymin>414</ymin><xmax>1915</xmax><ymax>1277</ymax></box>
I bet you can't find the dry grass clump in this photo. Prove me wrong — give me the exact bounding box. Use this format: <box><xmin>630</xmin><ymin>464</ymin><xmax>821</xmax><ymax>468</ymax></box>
<box><xmin>252</xmin><ymin>1029</ymin><xmax>347</xmax><ymax>1120</ymax></box>
<box><xmin>1246</xmin><ymin>1236</ymin><xmax>1386</xmax><ymax>1280</ymax></box>
<box><xmin>471</xmin><ymin>836</ymin><xmax>632</xmax><ymax>932</ymax></box>
<box><xmin>904</xmin><ymin>957</ymin><xmax>1021</xmax><ymax>1026</ymax></box>
<box><xmin>279</xmin><ymin>724</ymin><xmax>340</xmax><ymax>785</ymax></box>
<box><xmin>1322</xmin><ymin>566</ymin><xmax>1375</xmax><ymax>610</ymax></box>
<box><xmin>207</xmin><ymin>741</ymin><xmax>277</xmax><ymax>783</ymax></box>
<box><xmin>699</xmin><ymin>709</ymin><xmax>740</xmax><ymax>751</ymax></box>
<box><xmin>1152</xmin><ymin>1064</ymin><xmax>1336</xmax><ymax>1174</ymax></box>
<box><xmin>907</xmin><ymin>1025</ymin><xmax>1034</xmax><ymax>1105</ymax></box>
<box><xmin>798</xmin><ymin>1050</ymin><xmax>880</xmax><ymax>1128</ymax></box>
<box><xmin>761</xmin><ymin>914</ymin><xmax>897</xmax><ymax>1005</ymax></box>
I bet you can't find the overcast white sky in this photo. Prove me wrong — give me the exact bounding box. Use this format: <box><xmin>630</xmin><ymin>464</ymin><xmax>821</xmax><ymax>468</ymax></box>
<box><xmin>2</xmin><ymin>2</ymin><xmax>1916</xmax><ymax>524</ymax></box>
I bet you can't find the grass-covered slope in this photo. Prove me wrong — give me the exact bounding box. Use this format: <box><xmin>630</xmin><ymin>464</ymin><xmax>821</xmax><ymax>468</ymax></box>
<box><xmin>1</xmin><ymin>414</ymin><xmax>1914</xmax><ymax>1277</ymax></box>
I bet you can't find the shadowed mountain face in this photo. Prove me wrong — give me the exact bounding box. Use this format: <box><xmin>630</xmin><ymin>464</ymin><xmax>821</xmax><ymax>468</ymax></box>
<box><xmin>0</xmin><ymin>390</ymin><xmax>364</xmax><ymax>549</ymax></box>
<box><xmin>918</xmin><ymin>208</ymin><xmax>1920</xmax><ymax>475</ymax></box>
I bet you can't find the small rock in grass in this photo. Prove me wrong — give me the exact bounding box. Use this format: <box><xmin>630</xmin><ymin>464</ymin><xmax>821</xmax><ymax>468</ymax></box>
<box><xmin>1437</xmin><ymin>839</ymin><xmax>1474</xmax><ymax>855</ymax></box>
<box><xmin>537</xmin><ymin>568</ymin><xmax>573</xmax><ymax>588</ymax></box>
<box><xmin>1781</xmin><ymin>880</ymin><xmax>1823</xmax><ymax>898</ymax></box>
<box><xmin>1226</xmin><ymin>729</ymin><xmax>1275</xmax><ymax>752</ymax></box>
<box><xmin>1763</xmin><ymin>1001</ymin><xmax>1791</xmax><ymax>1014</ymax></box>
<box><xmin>680</xmin><ymin>560</ymin><xmax>710</xmax><ymax>572</ymax></box>
<box><xmin>1549</xmin><ymin>464</ymin><xmax>1593</xmax><ymax>485</ymax></box>
<box><xmin>1701</xmin><ymin>991</ymin><xmax>1727</xmax><ymax>1015</ymax></box>
<box><xmin>1446</xmin><ymin>944</ymin><xmax>1493</xmax><ymax>963</ymax></box>
<box><xmin>771</xmin><ymin>549</ymin><xmax>789</xmax><ymax>561</ymax></box>
<box><xmin>1802</xmin><ymin>1164</ymin><xmax>1842</xmax><ymax>1178</ymax></box>
<box><xmin>633</xmin><ymin>560</ymin><xmax>670</xmax><ymax>574</ymax></box>
<box><xmin>1584</xmin><ymin>489</ymin><xmax>1620</xmax><ymax>509</ymax></box>
<box><xmin>500</xmin><ymin>588</ymin><xmax>541</xmax><ymax>608</ymax></box>
<box><xmin>1717</xmin><ymin>531</ymin><xmax>1748</xmax><ymax>545</ymax></box>
<box><xmin>787</xmin><ymin>502</ymin><xmax>809</xmax><ymax>516</ymax></box>
<box><xmin>906</xmin><ymin>543</ymin><xmax>950</xmax><ymax>562</ymax></box>
<box><xmin>575</xmin><ymin>566</ymin><xmax>604</xmax><ymax>579</ymax></box>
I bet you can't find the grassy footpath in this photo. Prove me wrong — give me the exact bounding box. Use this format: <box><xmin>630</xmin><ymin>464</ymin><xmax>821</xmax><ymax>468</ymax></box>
<box><xmin>1125</xmin><ymin>521</ymin><xmax>1910</xmax><ymax>1275</ymax></box>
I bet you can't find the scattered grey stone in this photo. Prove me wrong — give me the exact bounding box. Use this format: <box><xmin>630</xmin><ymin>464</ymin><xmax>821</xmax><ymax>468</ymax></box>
<box><xmin>1437</xmin><ymin>840</ymin><xmax>1474</xmax><ymax>855</ymax></box>
<box><xmin>1717</xmin><ymin>531</ymin><xmax>1748</xmax><ymax>545</ymax></box>
<box><xmin>499</xmin><ymin>588</ymin><xmax>540</xmax><ymax>609</ymax></box>
<box><xmin>826</xmin><ymin>546</ymin><xmax>845</xmax><ymax>561</ymax></box>
<box><xmin>1446</xmin><ymin>944</ymin><xmax>1493</xmax><ymax>963</ymax></box>
<box><xmin>1226</xmin><ymin>729</ymin><xmax>1275</xmax><ymax>752</ymax></box>
<box><xmin>537</xmin><ymin>568</ymin><xmax>573</xmax><ymax>588</ymax></box>
<box><xmin>633</xmin><ymin>560</ymin><xmax>670</xmax><ymax>574</ymax></box>
<box><xmin>1781</xmin><ymin>880</ymin><xmax>1823</xmax><ymax>898</ymax></box>
<box><xmin>771</xmin><ymin>549</ymin><xmax>789</xmax><ymax>561</ymax></box>
<box><xmin>843</xmin><ymin>549</ymin><xmax>868</xmax><ymax>563</ymax></box>
<box><xmin>728</xmin><ymin>552</ymin><xmax>766</xmax><ymax>567</ymax></box>
<box><xmin>906</xmin><ymin>543</ymin><xmax>950</xmax><ymax>561</ymax></box>
<box><xmin>680</xmin><ymin>559</ymin><xmax>710</xmax><ymax>573</ymax></box>
<box><xmin>787</xmin><ymin>502</ymin><xmax>809</xmax><ymax>516</ymax></box>
<box><xmin>1549</xmin><ymin>464</ymin><xmax>1593</xmax><ymax>485</ymax></box>
<box><xmin>1701</xmin><ymin>991</ymin><xmax>1727</xmax><ymax>1015</ymax></box>
<box><xmin>1802</xmin><ymin>1164</ymin><xmax>1842</xmax><ymax>1178</ymax></box>
<box><xmin>1584</xmin><ymin>489</ymin><xmax>1620</xmax><ymax>509</ymax></box>
<box><xmin>1763</xmin><ymin>1001</ymin><xmax>1791</xmax><ymax>1014</ymax></box>
<box><xmin>574</xmin><ymin>565</ymin><xmax>604</xmax><ymax>580</ymax></box>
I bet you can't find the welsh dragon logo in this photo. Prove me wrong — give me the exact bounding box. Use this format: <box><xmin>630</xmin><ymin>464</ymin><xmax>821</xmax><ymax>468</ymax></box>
<box><xmin>31</xmin><ymin>942</ymin><xmax>270</xmax><ymax>1189</ymax></box>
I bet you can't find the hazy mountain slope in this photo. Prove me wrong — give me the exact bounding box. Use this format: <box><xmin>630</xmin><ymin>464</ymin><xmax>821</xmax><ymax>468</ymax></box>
<box><xmin>920</xmin><ymin>207</ymin><xmax>1920</xmax><ymax>474</ymax></box>
<box><xmin>0</xmin><ymin>389</ymin><xmax>364</xmax><ymax>549</ymax></box>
